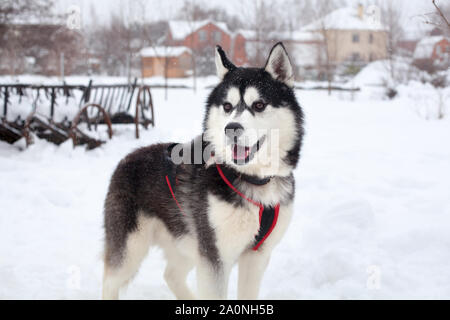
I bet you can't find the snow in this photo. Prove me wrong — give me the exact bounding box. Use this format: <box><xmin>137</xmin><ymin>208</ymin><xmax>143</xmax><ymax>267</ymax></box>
<box><xmin>235</xmin><ymin>29</ymin><xmax>257</xmax><ymax>40</ymax></box>
<box><xmin>240</xmin><ymin>30</ymin><xmax>323</xmax><ymax>43</ymax></box>
<box><xmin>302</xmin><ymin>7</ymin><xmax>387</xmax><ymax>32</ymax></box>
<box><xmin>413</xmin><ymin>36</ymin><xmax>447</xmax><ymax>60</ymax></box>
<box><xmin>348</xmin><ymin>58</ymin><xmax>426</xmax><ymax>87</ymax></box>
<box><xmin>397</xmin><ymin>81</ymin><xmax>450</xmax><ymax>120</ymax></box>
<box><xmin>168</xmin><ymin>20</ymin><xmax>230</xmax><ymax>41</ymax></box>
<box><xmin>140</xmin><ymin>46</ymin><xmax>191</xmax><ymax>58</ymax></box>
<box><xmin>1</xmin><ymin>76</ymin><xmax>450</xmax><ymax>299</ymax></box>
<box><xmin>288</xmin><ymin>31</ymin><xmax>323</xmax><ymax>42</ymax></box>
<box><xmin>291</xmin><ymin>43</ymin><xmax>323</xmax><ymax>67</ymax></box>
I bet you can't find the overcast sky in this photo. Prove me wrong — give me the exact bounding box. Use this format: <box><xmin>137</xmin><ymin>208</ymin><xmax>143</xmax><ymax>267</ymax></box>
<box><xmin>54</xmin><ymin>0</ymin><xmax>436</xmax><ymax>33</ymax></box>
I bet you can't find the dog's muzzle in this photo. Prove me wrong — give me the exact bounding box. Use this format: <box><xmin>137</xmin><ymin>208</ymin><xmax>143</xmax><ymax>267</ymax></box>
<box><xmin>224</xmin><ymin>122</ymin><xmax>266</xmax><ymax>165</ymax></box>
<box><xmin>224</xmin><ymin>122</ymin><xmax>244</xmax><ymax>141</ymax></box>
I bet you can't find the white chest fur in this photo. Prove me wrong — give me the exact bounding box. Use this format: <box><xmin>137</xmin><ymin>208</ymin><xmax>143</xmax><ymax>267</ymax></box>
<box><xmin>207</xmin><ymin>194</ymin><xmax>260</xmax><ymax>264</ymax></box>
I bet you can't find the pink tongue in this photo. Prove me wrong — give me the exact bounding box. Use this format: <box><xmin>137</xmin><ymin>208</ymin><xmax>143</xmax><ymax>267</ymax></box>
<box><xmin>233</xmin><ymin>145</ymin><xmax>249</xmax><ymax>160</ymax></box>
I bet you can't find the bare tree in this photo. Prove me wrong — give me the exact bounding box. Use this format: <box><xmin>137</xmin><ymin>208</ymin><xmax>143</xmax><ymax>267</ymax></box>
<box><xmin>176</xmin><ymin>0</ymin><xmax>244</xmax><ymax>80</ymax></box>
<box><xmin>284</xmin><ymin>0</ymin><xmax>316</xmax><ymax>29</ymax></box>
<box><xmin>240</xmin><ymin>0</ymin><xmax>284</xmax><ymax>67</ymax></box>
<box><xmin>155</xmin><ymin>46</ymin><xmax>178</xmax><ymax>100</ymax></box>
<box><xmin>176</xmin><ymin>0</ymin><xmax>243</xmax><ymax>31</ymax></box>
<box><xmin>0</xmin><ymin>0</ymin><xmax>55</xmax><ymax>25</ymax></box>
<box><xmin>89</xmin><ymin>10</ymin><xmax>145</xmax><ymax>78</ymax></box>
<box><xmin>119</xmin><ymin>0</ymin><xmax>181</xmax><ymax>98</ymax></box>
<box><xmin>377</xmin><ymin>0</ymin><xmax>405</xmax><ymax>83</ymax></box>
<box><xmin>0</xmin><ymin>0</ymin><xmax>61</xmax><ymax>75</ymax></box>
<box><xmin>177</xmin><ymin>0</ymin><xmax>200</xmax><ymax>92</ymax></box>
<box><xmin>91</xmin><ymin>14</ymin><xmax>125</xmax><ymax>75</ymax></box>
<box><xmin>138</xmin><ymin>20</ymin><xmax>175</xmax><ymax>99</ymax></box>
<box><xmin>416</xmin><ymin>0</ymin><xmax>450</xmax><ymax>36</ymax></box>
<box><xmin>429</xmin><ymin>0</ymin><xmax>450</xmax><ymax>34</ymax></box>
<box><xmin>0</xmin><ymin>0</ymin><xmax>84</xmax><ymax>77</ymax></box>
<box><xmin>310</xmin><ymin>0</ymin><xmax>344</xmax><ymax>95</ymax></box>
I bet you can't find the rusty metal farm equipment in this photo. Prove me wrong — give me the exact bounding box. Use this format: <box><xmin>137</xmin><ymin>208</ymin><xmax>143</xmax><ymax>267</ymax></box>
<box><xmin>0</xmin><ymin>79</ymin><xmax>154</xmax><ymax>150</ymax></box>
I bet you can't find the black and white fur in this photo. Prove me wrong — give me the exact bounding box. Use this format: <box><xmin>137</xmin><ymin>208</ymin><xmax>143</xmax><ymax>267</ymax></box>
<box><xmin>102</xmin><ymin>42</ymin><xmax>304</xmax><ymax>300</ymax></box>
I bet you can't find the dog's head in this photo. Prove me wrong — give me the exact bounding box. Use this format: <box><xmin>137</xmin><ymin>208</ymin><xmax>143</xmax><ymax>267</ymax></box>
<box><xmin>203</xmin><ymin>42</ymin><xmax>304</xmax><ymax>177</ymax></box>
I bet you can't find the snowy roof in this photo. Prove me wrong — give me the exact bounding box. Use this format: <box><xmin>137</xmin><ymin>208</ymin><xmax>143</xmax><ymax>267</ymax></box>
<box><xmin>302</xmin><ymin>7</ymin><xmax>387</xmax><ymax>32</ymax></box>
<box><xmin>235</xmin><ymin>29</ymin><xmax>256</xmax><ymax>40</ymax></box>
<box><xmin>140</xmin><ymin>46</ymin><xmax>191</xmax><ymax>58</ymax></box>
<box><xmin>272</xmin><ymin>30</ymin><xmax>323</xmax><ymax>42</ymax></box>
<box><xmin>168</xmin><ymin>20</ymin><xmax>230</xmax><ymax>40</ymax></box>
<box><xmin>413</xmin><ymin>36</ymin><xmax>448</xmax><ymax>59</ymax></box>
<box><xmin>236</xmin><ymin>29</ymin><xmax>322</xmax><ymax>42</ymax></box>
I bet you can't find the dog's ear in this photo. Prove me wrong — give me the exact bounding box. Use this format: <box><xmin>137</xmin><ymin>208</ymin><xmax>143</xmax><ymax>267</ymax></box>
<box><xmin>264</xmin><ymin>42</ymin><xmax>294</xmax><ymax>87</ymax></box>
<box><xmin>215</xmin><ymin>45</ymin><xmax>236</xmax><ymax>79</ymax></box>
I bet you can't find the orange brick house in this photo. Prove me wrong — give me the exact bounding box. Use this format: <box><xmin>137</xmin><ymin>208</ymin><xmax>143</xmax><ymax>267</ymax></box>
<box><xmin>413</xmin><ymin>36</ymin><xmax>450</xmax><ymax>72</ymax></box>
<box><xmin>168</xmin><ymin>21</ymin><xmax>231</xmax><ymax>51</ymax></box>
<box><xmin>140</xmin><ymin>46</ymin><xmax>192</xmax><ymax>78</ymax></box>
<box><xmin>166</xmin><ymin>20</ymin><xmax>247</xmax><ymax>65</ymax></box>
<box><xmin>141</xmin><ymin>20</ymin><xmax>249</xmax><ymax>78</ymax></box>
<box><xmin>232</xmin><ymin>32</ymin><xmax>248</xmax><ymax>66</ymax></box>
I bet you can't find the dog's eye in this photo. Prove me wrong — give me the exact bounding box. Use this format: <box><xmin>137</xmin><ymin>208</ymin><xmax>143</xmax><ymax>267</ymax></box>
<box><xmin>223</xmin><ymin>102</ymin><xmax>233</xmax><ymax>113</ymax></box>
<box><xmin>252</xmin><ymin>101</ymin><xmax>266</xmax><ymax>112</ymax></box>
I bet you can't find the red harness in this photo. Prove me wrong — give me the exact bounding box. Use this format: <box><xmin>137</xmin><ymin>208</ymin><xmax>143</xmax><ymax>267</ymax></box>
<box><xmin>165</xmin><ymin>164</ymin><xmax>280</xmax><ymax>251</ymax></box>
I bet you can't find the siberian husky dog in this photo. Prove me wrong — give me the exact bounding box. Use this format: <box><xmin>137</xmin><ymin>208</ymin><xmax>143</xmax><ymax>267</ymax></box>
<box><xmin>102</xmin><ymin>42</ymin><xmax>304</xmax><ymax>300</ymax></box>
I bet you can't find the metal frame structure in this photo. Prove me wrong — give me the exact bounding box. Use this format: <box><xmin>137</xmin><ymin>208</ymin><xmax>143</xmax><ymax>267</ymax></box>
<box><xmin>0</xmin><ymin>79</ymin><xmax>155</xmax><ymax>149</ymax></box>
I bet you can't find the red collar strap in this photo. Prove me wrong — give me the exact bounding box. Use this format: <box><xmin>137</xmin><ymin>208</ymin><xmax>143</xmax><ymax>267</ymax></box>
<box><xmin>164</xmin><ymin>163</ymin><xmax>280</xmax><ymax>251</ymax></box>
<box><xmin>215</xmin><ymin>164</ymin><xmax>280</xmax><ymax>251</ymax></box>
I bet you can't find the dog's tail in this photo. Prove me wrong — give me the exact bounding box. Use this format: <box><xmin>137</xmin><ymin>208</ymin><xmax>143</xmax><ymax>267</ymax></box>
<box><xmin>103</xmin><ymin>161</ymin><xmax>138</xmax><ymax>268</ymax></box>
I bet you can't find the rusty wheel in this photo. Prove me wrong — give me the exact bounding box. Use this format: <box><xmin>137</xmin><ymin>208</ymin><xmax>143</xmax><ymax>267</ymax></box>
<box><xmin>134</xmin><ymin>85</ymin><xmax>154</xmax><ymax>139</ymax></box>
<box><xmin>70</xmin><ymin>103</ymin><xmax>113</xmax><ymax>148</ymax></box>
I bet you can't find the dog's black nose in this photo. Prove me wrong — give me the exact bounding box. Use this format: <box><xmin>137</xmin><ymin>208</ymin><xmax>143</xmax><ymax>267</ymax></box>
<box><xmin>224</xmin><ymin>122</ymin><xmax>244</xmax><ymax>139</ymax></box>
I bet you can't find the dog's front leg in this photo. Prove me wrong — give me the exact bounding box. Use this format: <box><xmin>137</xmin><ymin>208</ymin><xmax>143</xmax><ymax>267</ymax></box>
<box><xmin>237</xmin><ymin>249</ymin><xmax>271</xmax><ymax>299</ymax></box>
<box><xmin>196</xmin><ymin>258</ymin><xmax>230</xmax><ymax>299</ymax></box>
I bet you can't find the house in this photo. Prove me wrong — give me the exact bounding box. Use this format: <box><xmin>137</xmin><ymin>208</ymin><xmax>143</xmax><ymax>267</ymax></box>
<box><xmin>236</xmin><ymin>29</ymin><xmax>324</xmax><ymax>78</ymax></box>
<box><xmin>231</xmin><ymin>32</ymin><xmax>248</xmax><ymax>65</ymax></box>
<box><xmin>140</xmin><ymin>20</ymin><xmax>249</xmax><ymax>77</ymax></box>
<box><xmin>140</xmin><ymin>46</ymin><xmax>192</xmax><ymax>78</ymax></box>
<box><xmin>398</xmin><ymin>24</ymin><xmax>436</xmax><ymax>56</ymax></box>
<box><xmin>301</xmin><ymin>5</ymin><xmax>388</xmax><ymax>65</ymax></box>
<box><xmin>167</xmin><ymin>20</ymin><xmax>230</xmax><ymax>50</ymax></box>
<box><xmin>274</xmin><ymin>31</ymin><xmax>325</xmax><ymax>79</ymax></box>
<box><xmin>413</xmin><ymin>36</ymin><xmax>450</xmax><ymax>72</ymax></box>
<box><xmin>166</xmin><ymin>20</ymin><xmax>247</xmax><ymax>65</ymax></box>
<box><xmin>234</xmin><ymin>30</ymin><xmax>262</xmax><ymax>65</ymax></box>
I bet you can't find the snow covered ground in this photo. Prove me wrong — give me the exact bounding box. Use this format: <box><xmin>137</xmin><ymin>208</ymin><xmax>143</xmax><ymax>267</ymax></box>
<box><xmin>1</xmin><ymin>76</ymin><xmax>450</xmax><ymax>299</ymax></box>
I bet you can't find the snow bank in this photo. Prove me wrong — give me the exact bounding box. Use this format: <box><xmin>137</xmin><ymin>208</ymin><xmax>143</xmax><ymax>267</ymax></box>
<box><xmin>349</xmin><ymin>58</ymin><xmax>425</xmax><ymax>88</ymax></box>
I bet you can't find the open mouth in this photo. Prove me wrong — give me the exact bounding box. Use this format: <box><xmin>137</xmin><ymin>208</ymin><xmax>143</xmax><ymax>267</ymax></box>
<box><xmin>231</xmin><ymin>136</ymin><xmax>266</xmax><ymax>165</ymax></box>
